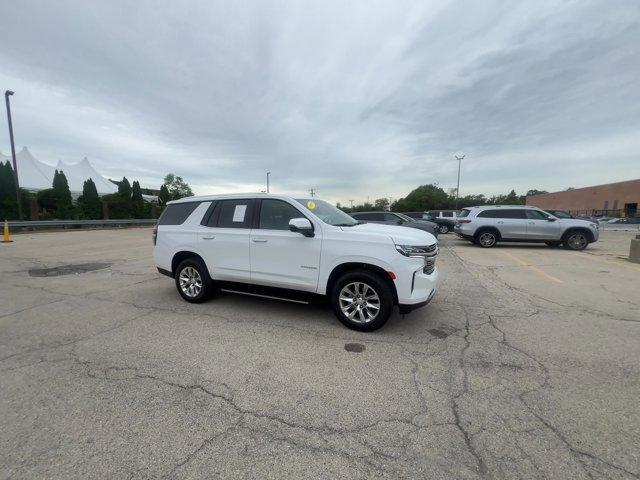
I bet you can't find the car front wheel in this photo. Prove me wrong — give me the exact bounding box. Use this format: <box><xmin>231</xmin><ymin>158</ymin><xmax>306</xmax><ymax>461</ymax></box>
<box><xmin>563</xmin><ymin>231</ymin><xmax>589</xmax><ymax>251</ymax></box>
<box><xmin>330</xmin><ymin>270</ymin><xmax>393</xmax><ymax>331</ymax></box>
<box><xmin>175</xmin><ymin>258</ymin><xmax>214</xmax><ymax>303</ymax></box>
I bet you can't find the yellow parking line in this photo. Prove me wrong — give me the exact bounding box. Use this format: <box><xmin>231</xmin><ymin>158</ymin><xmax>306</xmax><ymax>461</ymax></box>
<box><xmin>578</xmin><ymin>253</ymin><xmax>640</xmax><ymax>272</ymax></box>
<box><xmin>501</xmin><ymin>251</ymin><xmax>564</xmax><ymax>284</ymax></box>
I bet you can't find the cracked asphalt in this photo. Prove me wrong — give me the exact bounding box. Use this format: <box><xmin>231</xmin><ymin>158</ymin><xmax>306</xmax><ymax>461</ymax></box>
<box><xmin>1</xmin><ymin>228</ymin><xmax>639</xmax><ymax>479</ymax></box>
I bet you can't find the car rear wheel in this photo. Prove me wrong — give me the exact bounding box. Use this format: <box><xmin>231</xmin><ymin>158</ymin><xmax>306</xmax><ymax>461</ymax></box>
<box><xmin>175</xmin><ymin>258</ymin><xmax>214</xmax><ymax>303</ymax></box>
<box><xmin>475</xmin><ymin>230</ymin><xmax>498</xmax><ymax>248</ymax></box>
<box><xmin>563</xmin><ymin>230</ymin><xmax>589</xmax><ymax>251</ymax></box>
<box><xmin>330</xmin><ymin>270</ymin><xmax>393</xmax><ymax>331</ymax></box>
<box><xmin>438</xmin><ymin>224</ymin><xmax>449</xmax><ymax>234</ymax></box>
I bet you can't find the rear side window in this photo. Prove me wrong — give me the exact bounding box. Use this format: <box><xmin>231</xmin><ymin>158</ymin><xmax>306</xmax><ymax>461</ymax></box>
<box><xmin>158</xmin><ymin>202</ymin><xmax>200</xmax><ymax>225</ymax></box>
<box><xmin>217</xmin><ymin>199</ymin><xmax>254</xmax><ymax>228</ymax></box>
<box><xmin>477</xmin><ymin>209</ymin><xmax>499</xmax><ymax>218</ymax></box>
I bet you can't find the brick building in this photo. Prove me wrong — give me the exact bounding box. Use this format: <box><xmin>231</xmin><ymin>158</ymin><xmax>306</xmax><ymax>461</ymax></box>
<box><xmin>526</xmin><ymin>179</ymin><xmax>640</xmax><ymax>217</ymax></box>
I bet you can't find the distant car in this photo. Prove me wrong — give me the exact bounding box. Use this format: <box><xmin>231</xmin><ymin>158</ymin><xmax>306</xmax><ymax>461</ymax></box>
<box><xmin>544</xmin><ymin>209</ymin><xmax>574</xmax><ymax>219</ymax></box>
<box><xmin>403</xmin><ymin>211</ymin><xmax>456</xmax><ymax>234</ymax></box>
<box><xmin>454</xmin><ymin>205</ymin><xmax>599</xmax><ymax>250</ymax></box>
<box><xmin>427</xmin><ymin>210</ymin><xmax>461</xmax><ymax>220</ymax></box>
<box><xmin>350</xmin><ymin>211</ymin><xmax>439</xmax><ymax>237</ymax></box>
<box><xmin>608</xmin><ymin>217</ymin><xmax>640</xmax><ymax>224</ymax></box>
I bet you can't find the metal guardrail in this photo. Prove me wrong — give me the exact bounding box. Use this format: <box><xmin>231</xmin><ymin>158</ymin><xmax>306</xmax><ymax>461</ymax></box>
<box><xmin>7</xmin><ymin>219</ymin><xmax>157</xmax><ymax>229</ymax></box>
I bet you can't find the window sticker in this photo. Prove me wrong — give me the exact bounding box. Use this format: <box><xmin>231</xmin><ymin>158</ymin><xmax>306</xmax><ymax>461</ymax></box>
<box><xmin>233</xmin><ymin>204</ymin><xmax>247</xmax><ymax>222</ymax></box>
<box><xmin>307</xmin><ymin>201</ymin><xmax>316</xmax><ymax>210</ymax></box>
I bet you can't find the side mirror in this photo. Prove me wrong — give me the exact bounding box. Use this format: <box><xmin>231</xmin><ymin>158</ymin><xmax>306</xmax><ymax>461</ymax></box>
<box><xmin>547</xmin><ymin>217</ymin><xmax>556</xmax><ymax>222</ymax></box>
<box><xmin>396</xmin><ymin>219</ymin><xmax>403</xmax><ymax>225</ymax></box>
<box><xmin>289</xmin><ymin>218</ymin><xmax>314</xmax><ymax>237</ymax></box>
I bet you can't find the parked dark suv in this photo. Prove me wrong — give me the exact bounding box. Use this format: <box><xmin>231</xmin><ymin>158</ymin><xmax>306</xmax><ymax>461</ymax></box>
<box><xmin>403</xmin><ymin>212</ymin><xmax>456</xmax><ymax>234</ymax></box>
<box><xmin>350</xmin><ymin>211</ymin><xmax>439</xmax><ymax>237</ymax></box>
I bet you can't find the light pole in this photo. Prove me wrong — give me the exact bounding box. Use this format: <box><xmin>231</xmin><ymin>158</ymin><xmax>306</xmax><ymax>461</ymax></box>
<box><xmin>454</xmin><ymin>154</ymin><xmax>465</xmax><ymax>209</ymax></box>
<box><xmin>4</xmin><ymin>90</ymin><xmax>23</xmax><ymax>220</ymax></box>
<box><xmin>266</xmin><ymin>171</ymin><xmax>270</xmax><ymax>193</ymax></box>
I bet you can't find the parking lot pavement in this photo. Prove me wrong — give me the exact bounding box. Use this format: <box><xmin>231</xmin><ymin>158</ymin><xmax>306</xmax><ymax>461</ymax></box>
<box><xmin>1</xmin><ymin>229</ymin><xmax>638</xmax><ymax>479</ymax></box>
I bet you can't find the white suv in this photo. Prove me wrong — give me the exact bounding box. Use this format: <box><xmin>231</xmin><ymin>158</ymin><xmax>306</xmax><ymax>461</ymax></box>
<box><xmin>153</xmin><ymin>194</ymin><xmax>438</xmax><ymax>331</ymax></box>
<box><xmin>454</xmin><ymin>205</ymin><xmax>599</xmax><ymax>250</ymax></box>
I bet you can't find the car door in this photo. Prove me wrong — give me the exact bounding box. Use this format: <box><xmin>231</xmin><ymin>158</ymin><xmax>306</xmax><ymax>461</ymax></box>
<box><xmin>197</xmin><ymin>198</ymin><xmax>254</xmax><ymax>282</ymax></box>
<box><xmin>250</xmin><ymin>198</ymin><xmax>322</xmax><ymax>292</ymax></box>
<box><xmin>525</xmin><ymin>209</ymin><xmax>562</xmax><ymax>240</ymax></box>
<box><xmin>495</xmin><ymin>209</ymin><xmax>528</xmax><ymax>239</ymax></box>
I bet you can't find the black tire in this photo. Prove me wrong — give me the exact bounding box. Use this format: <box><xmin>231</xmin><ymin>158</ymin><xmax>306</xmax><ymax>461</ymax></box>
<box><xmin>563</xmin><ymin>229</ymin><xmax>590</xmax><ymax>251</ymax></box>
<box><xmin>174</xmin><ymin>258</ymin><xmax>214</xmax><ymax>303</ymax></box>
<box><xmin>474</xmin><ymin>229</ymin><xmax>498</xmax><ymax>248</ymax></box>
<box><xmin>545</xmin><ymin>241</ymin><xmax>562</xmax><ymax>247</ymax></box>
<box><xmin>438</xmin><ymin>224</ymin><xmax>449</xmax><ymax>234</ymax></box>
<box><xmin>330</xmin><ymin>270</ymin><xmax>393</xmax><ymax>332</ymax></box>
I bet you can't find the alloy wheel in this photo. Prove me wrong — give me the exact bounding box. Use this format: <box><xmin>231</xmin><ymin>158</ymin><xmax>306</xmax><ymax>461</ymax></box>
<box><xmin>179</xmin><ymin>266</ymin><xmax>203</xmax><ymax>298</ymax></box>
<box><xmin>339</xmin><ymin>282</ymin><xmax>381</xmax><ymax>324</ymax></box>
<box><xmin>479</xmin><ymin>232</ymin><xmax>496</xmax><ymax>247</ymax></box>
<box><xmin>568</xmin><ymin>233</ymin><xmax>587</xmax><ymax>250</ymax></box>
<box><xmin>439</xmin><ymin>225</ymin><xmax>449</xmax><ymax>234</ymax></box>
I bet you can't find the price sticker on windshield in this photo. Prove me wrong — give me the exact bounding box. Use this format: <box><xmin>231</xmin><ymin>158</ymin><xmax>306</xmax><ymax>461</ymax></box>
<box><xmin>307</xmin><ymin>201</ymin><xmax>316</xmax><ymax>210</ymax></box>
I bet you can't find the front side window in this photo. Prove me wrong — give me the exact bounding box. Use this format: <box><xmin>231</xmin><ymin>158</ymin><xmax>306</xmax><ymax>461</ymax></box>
<box><xmin>441</xmin><ymin>211</ymin><xmax>454</xmax><ymax>217</ymax></box>
<box><xmin>259</xmin><ymin>199</ymin><xmax>304</xmax><ymax>230</ymax></box>
<box><xmin>383</xmin><ymin>213</ymin><xmax>401</xmax><ymax>222</ymax></box>
<box><xmin>217</xmin><ymin>199</ymin><xmax>253</xmax><ymax>228</ymax></box>
<box><xmin>526</xmin><ymin>209</ymin><xmax>551</xmax><ymax>220</ymax></box>
<box><xmin>295</xmin><ymin>198</ymin><xmax>358</xmax><ymax>226</ymax></box>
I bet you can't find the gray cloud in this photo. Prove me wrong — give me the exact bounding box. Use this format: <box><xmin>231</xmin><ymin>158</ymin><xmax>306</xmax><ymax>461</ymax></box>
<box><xmin>1</xmin><ymin>0</ymin><xmax>639</xmax><ymax>203</ymax></box>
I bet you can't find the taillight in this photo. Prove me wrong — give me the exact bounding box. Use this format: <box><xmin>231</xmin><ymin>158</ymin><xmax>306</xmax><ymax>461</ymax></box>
<box><xmin>152</xmin><ymin>226</ymin><xmax>158</xmax><ymax>245</ymax></box>
<box><xmin>458</xmin><ymin>219</ymin><xmax>471</xmax><ymax>224</ymax></box>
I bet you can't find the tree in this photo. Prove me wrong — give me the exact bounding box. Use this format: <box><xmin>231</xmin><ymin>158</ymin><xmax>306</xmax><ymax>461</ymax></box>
<box><xmin>526</xmin><ymin>189</ymin><xmax>548</xmax><ymax>197</ymax></box>
<box><xmin>391</xmin><ymin>184</ymin><xmax>451</xmax><ymax>212</ymax></box>
<box><xmin>132</xmin><ymin>180</ymin><xmax>145</xmax><ymax>218</ymax></box>
<box><xmin>45</xmin><ymin>170</ymin><xmax>73</xmax><ymax>219</ymax></box>
<box><xmin>118</xmin><ymin>177</ymin><xmax>132</xmax><ymax>199</ymax></box>
<box><xmin>163</xmin><ymin>173</ymin><xmax>193</xmax><ymax>200</ymax></box>
<box><xmin>374</xmin><ymin>198</ymin><xmax>390</xmax><ymax>211</ymax></box>
<box><xmin>158</xmin><ymin>184</ymin><xmax>171</xmax><ymax>205</ymax></box>
<box><xmin>77</xmin><ymin>178</ymin><xmax>102</xmax><ymax>219</ymax></box>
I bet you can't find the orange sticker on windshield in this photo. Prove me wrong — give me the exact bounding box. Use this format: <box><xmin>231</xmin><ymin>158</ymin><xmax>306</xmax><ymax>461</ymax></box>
<box><xmin>307</xmin><ymin>201</ymin><xmax>316</xmax><ymax>210</ymax></box>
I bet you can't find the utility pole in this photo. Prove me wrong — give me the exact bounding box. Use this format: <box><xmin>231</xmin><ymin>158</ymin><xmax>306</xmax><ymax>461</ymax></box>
<box><xmin>454</xmin><ymin>154</ymin><xmax>465</xmax><ymax>209</ymax></box>
<box><xmin>266</xmin><ymin>171</ymin><xmax>270</xmax><ymax>193</ymax></box>
<box><xmin>309</xmin><ymin>188</ymin><xmax>316</xmax><ymax>197</ymax></box>
<box><xmin>4</xmin><ymin>90</ymin><xmax>23</xmax><ymax>220</ymax></box>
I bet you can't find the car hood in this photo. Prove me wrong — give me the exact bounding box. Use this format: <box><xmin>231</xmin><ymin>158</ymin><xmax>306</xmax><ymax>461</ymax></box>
<box><xmin>345</xmin><ymin>222</ymin><xmax>437</xmax><ymax>245</ymax></box>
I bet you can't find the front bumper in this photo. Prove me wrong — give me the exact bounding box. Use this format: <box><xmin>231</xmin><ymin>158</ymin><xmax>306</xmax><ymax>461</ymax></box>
<box><xmin>399</xmin><ymin>287</ymin><xmax>436</xmax><ymax>314</ymax></box>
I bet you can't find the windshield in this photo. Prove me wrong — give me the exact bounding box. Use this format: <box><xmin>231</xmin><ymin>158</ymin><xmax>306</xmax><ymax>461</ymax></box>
<box><xmin>295</xmin><ymin>198</ymin><xmax>358</xmax><ymax>226</ymax></box>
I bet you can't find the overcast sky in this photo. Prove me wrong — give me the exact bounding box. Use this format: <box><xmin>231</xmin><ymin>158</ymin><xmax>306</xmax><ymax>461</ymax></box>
<box><xmin>1</xmin><ymin>0</ymin><xmax>639</xmax><ymax>204</ymax></box>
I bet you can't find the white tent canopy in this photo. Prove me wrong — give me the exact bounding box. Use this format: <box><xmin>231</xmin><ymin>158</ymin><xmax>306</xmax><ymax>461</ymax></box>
<box><xmin>0</xmin><ymin>147</ymin><xmax>117</xmax><ymax>194</ymax></box>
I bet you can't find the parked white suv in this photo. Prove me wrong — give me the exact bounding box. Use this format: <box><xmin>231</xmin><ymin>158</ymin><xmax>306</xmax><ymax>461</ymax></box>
<box><xmin>454</xmin><ymin>205</ymin><xmax>599</xmax><ymax>250</ymax></box>
<box><xmin>153</xmin><ymin>194</ymin><xmax>438</xmax><ymax>331</ymax></box>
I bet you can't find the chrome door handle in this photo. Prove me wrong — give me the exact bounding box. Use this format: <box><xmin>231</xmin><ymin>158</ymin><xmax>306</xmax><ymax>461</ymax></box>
<box><xmin>252</xmin><ymin>238</ymin><xmax>268</xmax><ymax>243</ymax></box>
<box><xmin>202</xmin><ymin>235</ymin><xmax>215</xmax><ymax>240</ymax></box>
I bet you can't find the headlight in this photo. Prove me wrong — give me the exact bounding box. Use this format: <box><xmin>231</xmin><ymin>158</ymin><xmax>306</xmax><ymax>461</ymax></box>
<box><xmin>395</xmin><ymin>244</ymin><xmax>437</xmax><ymax>257</ymax></box>
<box><xmin>590</xmin><ymin>223</ymin><xmax>598</xmax><ymax>230</ymax></box>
